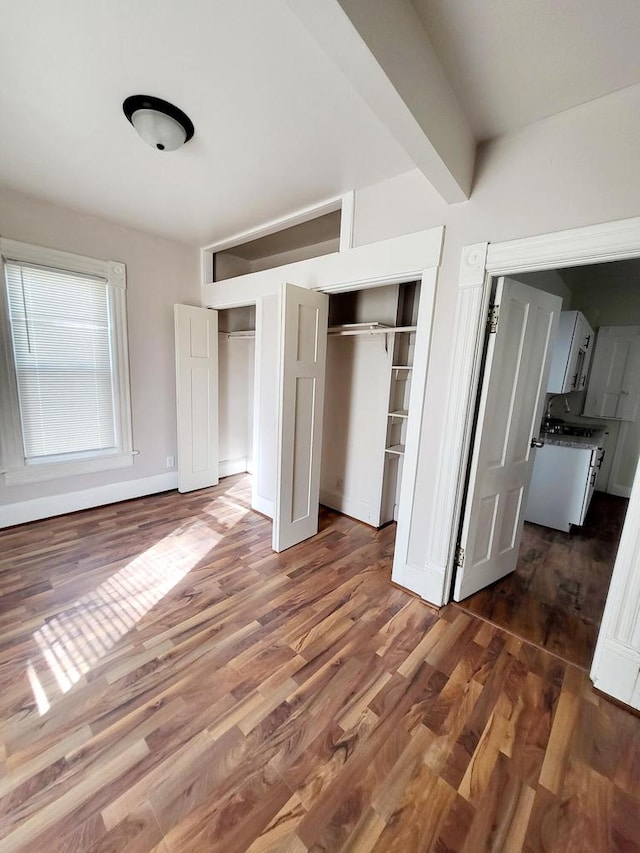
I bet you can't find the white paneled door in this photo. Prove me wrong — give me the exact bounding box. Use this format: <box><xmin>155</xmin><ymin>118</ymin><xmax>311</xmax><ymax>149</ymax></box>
<box><xmin>273</xmin><ymin>284</ymin><xmax>328</xmax><ymax>552</ymax></box>
<box><xmin>583</xmin><ymin>325</ymin><xmax>640</xmax><ymax>421</ymax></box>
<box><xmin>454</xmin><ymin>278</ymin><xmax>562</xmax><ymax>600</ymax></box>
<box><xmin>174</xmin><ymin>304</ymin><xmax>219</xmax><ymax>493</ymax></box>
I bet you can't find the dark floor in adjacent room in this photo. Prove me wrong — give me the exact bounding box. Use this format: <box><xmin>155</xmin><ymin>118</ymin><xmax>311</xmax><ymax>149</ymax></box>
<box><xmin>457</xmin><ymin>492</ymin><xmax>629</xmax><ymax>669</ymax></box>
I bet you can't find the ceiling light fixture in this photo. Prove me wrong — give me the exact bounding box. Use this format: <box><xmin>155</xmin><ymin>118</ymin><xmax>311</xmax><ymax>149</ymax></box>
<box><xmin>123</xmin><ymin>95</ymin><xmax>194</xmax><ymax>152</ymax></box>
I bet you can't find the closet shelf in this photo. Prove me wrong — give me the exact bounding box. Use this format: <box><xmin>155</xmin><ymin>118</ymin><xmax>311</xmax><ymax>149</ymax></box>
<box><xmin>391</xmin><ymin>365</ymin><xmax>413</xmax><ymax>371</ymax></box>
<box><xmin>388</xmin><ymin>410</ymin><xmax>409</xmax><ymax>418</ymax></box>
<box><xmin>328</xmin><ymin>323</ymin><xmax>417</xmax><ymax>337</ymax></box>
<box><xmin>385</xmin><ymin>444</ymin><xmax>406</xmax><ymax>456</ymax></box>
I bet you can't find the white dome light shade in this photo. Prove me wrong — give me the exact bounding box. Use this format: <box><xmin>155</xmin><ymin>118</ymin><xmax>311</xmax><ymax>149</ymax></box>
<box><xmin>130</xmin><ymin>109</ymin><xmax>186</xmax><ymax>151</ymax></box>
<box><xmin>123</xmin><ymin>95</ymin><xmax>194</xmax><ymax>152</ymax></box>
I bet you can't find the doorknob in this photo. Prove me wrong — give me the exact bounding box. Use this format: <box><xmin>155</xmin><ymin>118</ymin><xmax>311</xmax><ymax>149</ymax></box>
<box><xmin>530</xmin><ymin>437</ymin><xmax>545</xmax><ymax>448</ymax></box>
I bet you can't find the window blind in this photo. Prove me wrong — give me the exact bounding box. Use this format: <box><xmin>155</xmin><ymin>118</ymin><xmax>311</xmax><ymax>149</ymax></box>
<box><xmin>4</xmin><ymin>260</ymin><xmax>117</xmax><ymax>461</ymax></box>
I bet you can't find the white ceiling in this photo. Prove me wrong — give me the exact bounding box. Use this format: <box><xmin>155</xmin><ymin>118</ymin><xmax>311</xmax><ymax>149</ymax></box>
<box><xmin>0</xmin><ymin>0</ymin><xmax>412</xmax><ymax>246</ymax></box>
<box><xmin>560</xmin><ymin>259</ymin><xmax>640</xmax><ymax>293</ymax></box>
<box><xmin>412</xmin><ymin>0</ymin><xmax>640</xmax><ymax>140</ymax></box>
<box><xmin>3</xmin><ymin>1</ymin><xmax>640</xmax><ymax>246</ymax></box>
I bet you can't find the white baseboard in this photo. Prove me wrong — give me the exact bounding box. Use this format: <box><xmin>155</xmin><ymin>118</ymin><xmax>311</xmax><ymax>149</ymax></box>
<box><xmin>608</xmin><ymin>484</ymin><xmax>632</xmax><ymax>499</ymax></box>
<box><xmin>0</xmin><ymin>472</ymin><xmax>179</xmax><ymax>529</ymax></box>
<box><xmin>591</xmin><ymin>639</ymin><xmax>640</xmax><ymax>706</ymax></box>
<box><xmin>219</xmin><ymin>457</ymin><xmax>249</xmax><ymax>478</ymax></box>
<box><xmin>319</xmin><ymin>489</ymin><xmax>374</xmax><ymax>526</ymax></box>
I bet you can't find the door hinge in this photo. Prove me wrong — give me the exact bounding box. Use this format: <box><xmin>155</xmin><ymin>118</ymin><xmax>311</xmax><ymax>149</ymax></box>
<box><xmin>488</xmin><ymin>304</ymin><xmax>500</xmax><ymax>334</ymax></box>
<box><xmin>455</xmin><ymin>545</ymin><xmax>465</xmax><ymax>569</ymax></box>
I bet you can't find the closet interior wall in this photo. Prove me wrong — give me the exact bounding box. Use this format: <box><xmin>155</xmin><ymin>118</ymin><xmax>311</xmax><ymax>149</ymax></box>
<box><xmin>218</xmin><ymin>306</ymin><xmax>256</xmax><ymax>478</ymax></box>
<box><xmin>321</xmin><ymin>282</ymin><xmax>420</xmax><ymax>528</ymax></box>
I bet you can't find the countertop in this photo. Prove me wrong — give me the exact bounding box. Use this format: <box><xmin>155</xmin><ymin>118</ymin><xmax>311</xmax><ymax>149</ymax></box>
<box><xmin>542</xmin><ymin>430</ymin><xmax>605</xmax><ymax>451</ymax></box>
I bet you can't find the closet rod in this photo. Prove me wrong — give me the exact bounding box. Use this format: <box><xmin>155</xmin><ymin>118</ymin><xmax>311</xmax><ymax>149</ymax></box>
<box><xmin>328</xmin><ymin>324</ymin><xmax>416</xmax><ymax>337</ymax></box>
<box><xmin>223</xmin><ymin>330</ymin><xmax>255</xmax><ymax>339</ymax></box>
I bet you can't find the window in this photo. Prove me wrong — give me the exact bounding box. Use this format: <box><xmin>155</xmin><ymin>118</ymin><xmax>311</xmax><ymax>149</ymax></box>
<box><xmin>0</xmin><ymin>239</ymin><xmax>133</xmax><ymax>484</ymax></box>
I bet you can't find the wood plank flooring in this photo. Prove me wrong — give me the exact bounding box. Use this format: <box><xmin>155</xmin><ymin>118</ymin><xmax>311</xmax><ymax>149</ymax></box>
<box><xmin>0</xmin><ymin>475</ymin><xmax>638</xmax><ymax>851</ymax></box>
<box><xmin>457</xmin><ymin>492</ymin><xmax>628</xmax><ymax>669</ymax></box>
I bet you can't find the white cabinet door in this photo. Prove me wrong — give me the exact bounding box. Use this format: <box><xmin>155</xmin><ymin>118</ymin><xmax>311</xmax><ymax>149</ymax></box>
<box><xmin>524</xmin><ymin>444</ymin><xmax>593</xmax><ymax>532</ymax></box>
<box><xmin>273</xmin><ymin>284</ymin><xmax>328</xmax><ymax>552</ymax></box>
<box><xmin>576</xmin><ymin>313</ymin><xmax>595</xmax><ymax>391</ymax></box>
<box><xmin>579</xmin><ymin>450</ymin><xmax>599</xmax><ymax>525</ymax></box>
<box><xmin>547</xmin><ymin>311</ymin><xmax>578</xmax><ymax>393</ymax></box>
<box><xmin>547</xmin><ymin>310</ymin><xmax>594</xmax><ymax>394</ymax></box>
<box><xmin>454</xmin><ymin>277</ymin><xmax>562</xmax><ymax>600</ymax></box>
<box><xmin>584</xmin><ymin>326</ymin><xmax>640</xmax><ymax>420</ymax></box>
<box><xmin>174</xmin><ymin>305</ymin><xmax>219</xmax><ymax>493</ymax></box>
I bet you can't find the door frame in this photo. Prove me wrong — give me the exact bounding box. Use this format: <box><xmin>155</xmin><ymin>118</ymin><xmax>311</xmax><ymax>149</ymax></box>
<box><xmin>429</xmin><ymin>215</ymin><xmax>640</xmax><ymax>705</ymax></box>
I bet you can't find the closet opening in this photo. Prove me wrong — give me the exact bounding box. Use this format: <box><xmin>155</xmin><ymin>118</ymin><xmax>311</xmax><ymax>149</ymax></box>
<box><xmin>320</xmin><ymin>280</ymin><xmax>420</xmax><ymax>535</ymax></box>
<box><xmin>218</xmin><ymin>306</ymin><xmax>256</xmax><ymax>482</ymax></box>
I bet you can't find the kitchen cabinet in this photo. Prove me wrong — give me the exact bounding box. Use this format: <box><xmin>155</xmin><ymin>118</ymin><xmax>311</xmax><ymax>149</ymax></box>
<box><xmin>583</xmin><ymin>325</ymin><xmax>640</xmax><ymax>421</ymax></box>
<box><xmin>547</xmin><ymin>310</ymin><xmax>594</xmax><ymax>394</ymax></box>
<box><xmin>524</xmin><ymin>440</ymin><xmax>604</xmax><ymax>532</ymax></box>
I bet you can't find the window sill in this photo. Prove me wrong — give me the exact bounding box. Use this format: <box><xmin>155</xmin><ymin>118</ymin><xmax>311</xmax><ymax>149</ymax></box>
<box><xmin>2</xmin><ymin>452</ymin><xmax>135</xmax><ymax>485</ymax></box>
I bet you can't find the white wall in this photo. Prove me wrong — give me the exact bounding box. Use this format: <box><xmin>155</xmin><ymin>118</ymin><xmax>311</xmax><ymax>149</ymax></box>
<box><xmin>215</xmin><ymin>240</ymin><xmax>340</xmax><ymax>282</ymax></box>
<box><xmin>351</xmin><ymin>84</ymin><xmax>640</xmax><ymax>582</ymax></box>
<box><xmin>250</xmin><ymin>239</ymin><xmax>339</xmax><ymax>273</ymax></box>
<box><xmin>612</xmin><ymin>419</ymin><xmax>640</xmax><ymax>493</ymax></box>
<box><xmin>218</xmin><ymin>337</ymin><xmax>255</xmax><ymax>475</ymax></box>
<box><xmin>218</xmin><ymin>306</ymin><xmax>255</xmax><ymax>478</ymax></box>
<box><xmin>513</xmin><ymin>270</ymin><xmax>571</xmax><ymax>306</ymax></box>
<box><xmin>0</xmin><ymin>188</ymin><xmax>200</xmax><ymax>521</ymax></box>
<box><xmin>215</xmin><ymin>252</ymin><xmax>253</xmax><ymax>280</ymax></box>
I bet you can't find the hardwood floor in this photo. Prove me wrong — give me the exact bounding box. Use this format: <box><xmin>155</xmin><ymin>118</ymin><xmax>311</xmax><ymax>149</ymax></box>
<box><xmin>1</xmin><ymin>475</ymin><xmax>638</xmax><ymax>851</ymax></box>
<box><xmin>457</xmin><ymin>492</ymin><xmax>628</xmax><ymax>670</ymax></box>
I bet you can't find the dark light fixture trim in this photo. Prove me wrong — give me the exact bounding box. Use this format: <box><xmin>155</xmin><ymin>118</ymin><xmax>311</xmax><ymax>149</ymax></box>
<box><xmin>123</xmin><ymin>95</ymin><xmax>195</xmax><ymax>150</ymax></box>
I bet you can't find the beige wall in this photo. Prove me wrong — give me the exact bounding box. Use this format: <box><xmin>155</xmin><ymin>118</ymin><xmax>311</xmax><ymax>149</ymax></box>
<box><xmin>571</xmin><ymin>283</ymin><xmax>640</xmax><ymax>328</ymax></box>
<box><xmin>0</xmin><ymin>188</ymin><xmax>200</xmax><ymax>510</ymax></box>
<box><xmin>351</xmin><ymin>83</ymin><xmax>640</xmax><ymax>571</ymax></box>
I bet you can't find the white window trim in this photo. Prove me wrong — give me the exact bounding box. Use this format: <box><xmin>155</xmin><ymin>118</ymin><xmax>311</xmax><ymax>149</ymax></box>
<box><xmin>0</xmin><ymin>238</ymin><xmax>134</xmax><ymax>485</ymax></box>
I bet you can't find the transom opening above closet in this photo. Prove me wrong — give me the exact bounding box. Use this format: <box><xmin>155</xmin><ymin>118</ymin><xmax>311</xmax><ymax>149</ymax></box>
<box><xmin>211</xmin><ymin>209</ymin><xmax>341</xmax><ymax>282</ymax></box>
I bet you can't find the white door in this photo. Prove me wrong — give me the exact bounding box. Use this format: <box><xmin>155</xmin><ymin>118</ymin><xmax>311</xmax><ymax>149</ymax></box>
<box><xmin>273</xmin><ymin>284</ymin><xmax>328</xmax><ymax>552</ymax></box>
<box><xmin>583</xmin><ymin>326</ymin><xmax>640</xmax><ymax>421</ymax></box>
<box><xmin>174</xmin><ymin>304</ymin><xmax>219</xmax><ymax>493</ymax></box>
<box><xmin>454</xmin><ymin>278</ymin><xmax>562</xmax><ymax>600</ymax></box>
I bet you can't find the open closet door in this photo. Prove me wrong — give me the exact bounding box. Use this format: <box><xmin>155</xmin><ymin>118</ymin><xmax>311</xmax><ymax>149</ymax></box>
<box><xmin>273</xmin><ymin>284</ymin><xmax>328</xmax><ymax>552</ymax></box>
<box><xmin>454</xmin><ymin>278</ymin><xmax>562</xmax><ymax>600</ymax></box>
<box><xmin>174</xmin><ymin>304</ymin><xmax>219</xmax><ymax>493</ymax></box>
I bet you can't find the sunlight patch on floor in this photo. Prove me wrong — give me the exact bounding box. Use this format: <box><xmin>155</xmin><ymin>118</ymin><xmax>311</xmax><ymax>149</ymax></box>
<box><xmin>29</xmin><ymin>521</ymin><xmax>223</xmax><ymax>709</ymax></box>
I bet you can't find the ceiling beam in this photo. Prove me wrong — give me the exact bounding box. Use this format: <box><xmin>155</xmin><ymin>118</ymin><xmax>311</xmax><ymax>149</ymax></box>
<box><xmin>285</xmin><ymin>0</ymin><xmax>475</xmax><ymax>203</ymax></box>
